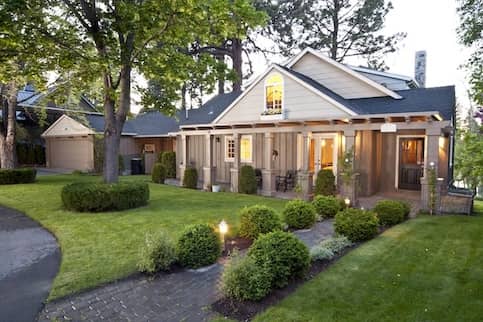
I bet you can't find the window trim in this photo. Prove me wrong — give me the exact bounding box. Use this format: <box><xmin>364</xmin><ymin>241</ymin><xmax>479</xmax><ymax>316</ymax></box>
<box><xmin>264</xmin><ymin>73</ymin><xmax>284</xmax><ymax>114</ymax></box>
<box><xmin>224</xmin><ymin>136</ymin><xmax>235</xmax><ymax>162</ymax></box>
<box><xmin>240</xmin><ymin>135</ymin><xmax>253</xmax><ymax>163</ymax></box>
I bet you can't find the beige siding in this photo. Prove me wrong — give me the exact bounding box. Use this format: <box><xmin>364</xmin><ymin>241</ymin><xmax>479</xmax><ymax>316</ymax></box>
<box><xmin>213</xmin><ymin>135</ymin><xmax>232</xmax><ymax>183</ymax></box>
<box><xmin>42</xmin><ymin>115</ymin><xmax>94</xmax><ymax>137</ymax></box>
<box><xmin>273</xmin><ymin>132</ymin><xmax>298</xmax><ymax>174</ymax></box>
<box><xmin>187</xmin><ymin>135</ymin><xmax>205</xmax><ymax>179</ymax></box>
<box><xmin>291</xmin><ymin>52</ymin><xmax>386</xmax><ymax>99</ymax></box>
<box><xmin>120</xmin><ymin>137</ymin><xmax>137</xmax><ymax>155</ymax></box>
<box><xmin>46</xmin><ymin>136</ymin><xmax>94</xmax><ymax>171</ymax></box>
<box><xmin>217</xmin><ymin>71</ymin><xmax>350</xmax><ymax>124</ymax></box>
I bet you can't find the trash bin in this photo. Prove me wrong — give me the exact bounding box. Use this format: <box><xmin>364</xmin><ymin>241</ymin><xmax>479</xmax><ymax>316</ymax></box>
<box><xmin>131</xmin><ymin>158</ymin><xmax>143</xmax><ymax>175</ymax></box>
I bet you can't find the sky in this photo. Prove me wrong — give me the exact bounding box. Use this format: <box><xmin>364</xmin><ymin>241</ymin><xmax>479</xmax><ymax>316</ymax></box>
<box><xmin>132</xmin><ymin>0</ymin><xmax>472</xmax><ymax>114</ymax></box>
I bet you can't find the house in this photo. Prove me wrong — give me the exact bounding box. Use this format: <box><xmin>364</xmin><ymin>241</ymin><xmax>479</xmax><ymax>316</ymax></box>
<box><xmin>41</xmin><ymin>92</ymin><xmax>240</xmax><ymax>172</ymax></box>
<box><xmin>172</xmin><ymin>48</ymin><xmax>456</xmax><ymax>208</ymax></box>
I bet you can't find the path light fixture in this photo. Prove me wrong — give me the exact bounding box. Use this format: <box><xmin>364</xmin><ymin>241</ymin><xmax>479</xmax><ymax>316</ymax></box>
<box><xmin>344</xmin><ymin>198</ymin><xmax>350</xmax><ymax>208</ymax></box>
<box><xmin>219</xmin><ymin>220</ymin><xmax>228</xmax><ymax>252</ymax></box>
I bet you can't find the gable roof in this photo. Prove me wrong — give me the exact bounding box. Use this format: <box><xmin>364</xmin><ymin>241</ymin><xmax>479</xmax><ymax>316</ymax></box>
<box><xmin>350</xmin><ymin>86</ymin><xmax>455</xmax><ymax>120</ymax></box>
<box><xmin>213</xmin><ymin>64</ymin><xmax>358</xmax><ymax>123</ymax></box>
<box><xmin>285</xmin><ymin>48</ymin><xmax>402</xmax><ymax>99</ymax></box>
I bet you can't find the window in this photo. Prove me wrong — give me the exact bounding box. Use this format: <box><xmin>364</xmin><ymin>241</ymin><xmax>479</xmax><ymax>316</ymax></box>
<box><xmin>264</xmin><ymin>73</ymin><xmax>283</xmax><ymax>114</ymax></box>
<box><xmin>240</xmin><ymin>135</ymin><xmax>252</xmax><ymax>163</ymax></box>
<box><xmin>225</xmin><ymin>136</ymin><xmax>235</xmax><ymax>161</ymax></box>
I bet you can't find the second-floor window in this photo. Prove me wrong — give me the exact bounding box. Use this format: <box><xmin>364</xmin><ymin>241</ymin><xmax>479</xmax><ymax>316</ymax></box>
<box><xmin>265</xmin><ymin>73</ymin><xmax>283</xmax><ymax>114</ymax></box>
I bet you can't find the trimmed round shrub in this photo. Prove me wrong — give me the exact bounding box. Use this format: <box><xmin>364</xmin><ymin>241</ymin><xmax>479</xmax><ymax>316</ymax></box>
<box><xmin>161</xmin><ymin>151</ymin><xmax>176</xmax><ymax>178</ymax></box>
<box><xmin>0</xmin><ymin>168</ymin><xmax>36</xmax><ymax>184</ymax></box>
<box><xmin>248</xmin><ymin>231</ymin><xmax>310</xmax><ymax>288</ymax></box>
<box><xmin>182</xmin><ymin>167</ymin><xmax>198</xmax><ymax>189</ymax></box>
<box><xmin>239</xmin><ymin>165</ymin><xmax>257</xmax><ymax>194</ymax></box>
<box><xmin>373</xmin><ymin>200</ymin><xmax>406</xmax><ymax>226</ymax></box>
<box><xmin>312</xmin><ymin>195</ymin><xmax>343</xmax><ymax>219</ymax></box>
<box><xmin>334</xmin><ymin>208</ymin><xmax>379</xmax><ymax>242</ymax></box>
<box><xmin>61</xmin><ymin>181</ymin><xmax>149</xmax><ymax>212</ymax></box>
<box><xmin>151</xmin><ymin>163</ymin><xmax>166</xmax><ymax>184</ymax></box>
<box><xmin>177</xmin><ymin>224</ymin><xmax>221</xmax><ymax>268</ymax></box>
<box><xmin>283</xmin><ymin>200</ymin><xmax>317</xmax><ymax>229</ymax></box>
<box><xmin>221</xmin><ymin>252</ymin><xmax>272</xmax><ymax>301</ymax></box>
<box><xmin>401</xmin><ymin>201</ymin><xmax>411</xmax><ymax>218</ymax></box>
<box><xmin>138</xmin><ymin>231</ymin><xmax>176</xmax><ymax>273</ymax></box>
<box><xmin>239</xmin><ymin>205</ymin><xmax>281</xmax><ymax>240</ymax></box>
<box><xmin>314</xmin><ymin>169</ymin><xmax>336</xmax><ymax>196</ymax></box>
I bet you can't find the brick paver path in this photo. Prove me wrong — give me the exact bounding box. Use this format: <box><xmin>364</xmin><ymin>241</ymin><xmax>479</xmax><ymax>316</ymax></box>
<box><xmin>39</xmin><ymin>221</ymin><xmax>333</xmax><ymax>322</ymax></box>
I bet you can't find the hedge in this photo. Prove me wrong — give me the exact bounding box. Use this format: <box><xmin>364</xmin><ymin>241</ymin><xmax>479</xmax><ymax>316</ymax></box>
<box><xmin>61</xmin><ymin>181</ymin><xmax>149</xmax><ymax>212</ymax></box>
<box><xmin>182</xmin><ymin>167</ymin><xmax>198</xmax><ymax>189</ymax></box>
<box><xmin>176</xmin><ymin>224</ymin><xmax>221</xmax><ymax>268</ymax></box>
<box><xmin>312</xmin><ymin>195</ymin><xmax>343</xmax><ymax>219</ymax></box>
<box><xmin>239</xmin><ymin>165</ymin><xmax>257</xmax><ymax>194</ymax></box>
<box><xmin>151</xmin><ymin>163</ymin><xmax>166</xmax><ymax>184</ymax></box>
<box><xmin>373</xmin><ymin>200</ymin><xmax>406</xmax><ymax>226</ymax></box>
<box><xmin>0</xmin><ymin>168</ymin><xmax>37</xmax><ymax>184</ymax></box>
<box><xmin>239</xmin><ymin>205</ymin><xmax>281</xmax><ymax>240</ymax></box>
<box><xmin>314</xmin><ymin>169</ymin><xmax>336</xmax><ymax>196</ymax></box>
<box><xmin>160</xmin><ymin>152</ymin><xmax>176</xmax><ymax>178</ymax></box>
<box><xmin>283</xmin><ymin>199</ymin><xmax>317</xmax><ymax>229</ymax></box>
<box><xmin>334</xmin><ymin>208</ymin><xmax>379</xmax><ymax>242</ymax></box>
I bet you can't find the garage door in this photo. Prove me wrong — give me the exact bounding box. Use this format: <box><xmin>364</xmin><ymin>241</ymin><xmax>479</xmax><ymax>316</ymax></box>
<box><xmin>47</xmin><ymin>137</ymin><xmax>94</xmax><ymax>171</ymax></box>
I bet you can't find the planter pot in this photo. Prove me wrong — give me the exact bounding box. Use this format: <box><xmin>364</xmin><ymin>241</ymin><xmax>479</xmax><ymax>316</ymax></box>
<box><xmin>212</xmin><ymin>185</ymin><xmax>221</xmax><ymax>193</ymax></box>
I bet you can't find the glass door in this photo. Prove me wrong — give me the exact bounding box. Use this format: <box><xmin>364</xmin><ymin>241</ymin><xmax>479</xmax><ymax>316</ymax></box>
<box><xmin>310</xmin><ymin>134</ymin><xmax>337</xmax><ymax>184</ymax></box>
<box><xmin>399</xmin><ymin>138</ymin><xmax>425</xmax><ymax>190</ymax></box>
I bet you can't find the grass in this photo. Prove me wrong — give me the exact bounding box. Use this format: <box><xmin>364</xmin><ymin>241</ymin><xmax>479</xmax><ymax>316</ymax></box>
<box><xmin>0</xmin><ymin>174</ymin><xmax>287</xmax><ymax>300</ymax></box>
<box><xmin>254</xmin><ymin>214</ymin><xmax>483</xmax><ymax>322</ymax></box>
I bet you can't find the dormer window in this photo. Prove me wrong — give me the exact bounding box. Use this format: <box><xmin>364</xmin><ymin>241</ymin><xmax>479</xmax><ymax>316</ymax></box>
<box><xmin>264</xmin><ymin>73</ymin><xmax>283</xmax><ymax>115</ymax></box>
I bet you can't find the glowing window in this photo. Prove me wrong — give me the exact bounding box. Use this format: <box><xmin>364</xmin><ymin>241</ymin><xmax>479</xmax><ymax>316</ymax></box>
<box><xmin>240</xmin><ymin>135</ymin><xmax>252</xmax><ymax>163</ymax></box>
<box><xmin>265</xmin><ymin>73</ymin><xmax>283</xmax><ymax>112</ymax></box>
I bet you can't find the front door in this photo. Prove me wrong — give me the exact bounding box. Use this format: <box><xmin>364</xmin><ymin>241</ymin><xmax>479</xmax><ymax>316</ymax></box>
<box><xmin>310</xmin><ymin>134</ymin><xmax>337</xmax><ymax>184</ymax></box>
<box><xmin>398</xmin><ymin>138</ymin><xmax>425</xmax><ymax>190</ymax></box>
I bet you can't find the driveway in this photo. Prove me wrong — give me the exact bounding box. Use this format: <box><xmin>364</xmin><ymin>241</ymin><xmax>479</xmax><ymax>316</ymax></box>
<box><xmin>0</xmin><ymin>206</ymin><xmax>60</xmax><ymax>322</ymax></box>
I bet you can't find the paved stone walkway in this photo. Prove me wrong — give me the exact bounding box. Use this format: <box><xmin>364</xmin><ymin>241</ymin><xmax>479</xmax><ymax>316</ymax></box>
<box><xmin>39</xmin><ymin>221</ymin><xmax>334</xmax><ymax>322</ymax></box>
<box><xmin>0</xmin><ymin>206</ymin><xmax>60</xmax><ymax>322</ymax></box>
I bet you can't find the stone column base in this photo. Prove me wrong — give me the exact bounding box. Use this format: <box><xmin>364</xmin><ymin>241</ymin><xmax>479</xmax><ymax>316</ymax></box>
<box><xmin>297</xmin><ymin>171</ymin><xmax>313</xmax><ymax>200</ymax></box>
<box><xmin>338</xmin><ymin>173</ymin><xmax>360</xmax><ymax>207</ymax></box>
<box><xmin>230</xmin><ymin>168</ymin><xmax>239</xmax><ymax>193</ymax></box>
<box><xmin>203</xmin><ymin>166</ymin><xmax>216</xmax><ymax>191</ymax></box>
<box><xmin>179</xmin><ymin>165</ymin><xmax>186</xmax><ymax>185</ymax></box>
<box><xmin>261</xmin><ymin>169</ymin><xmax>280</xmax><ymax>197</ymax></box>
<box><xmin>421</xmin><ymin>177</ymin><xmax>444</xmax><ymax>214</ymax></box>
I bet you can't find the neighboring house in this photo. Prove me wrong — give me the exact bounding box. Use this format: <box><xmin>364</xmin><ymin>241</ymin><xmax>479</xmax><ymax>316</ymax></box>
<box><xmin>174</xmin><ymin>48</ymin><xmax>455</xmax><ymax>204</ymax></box>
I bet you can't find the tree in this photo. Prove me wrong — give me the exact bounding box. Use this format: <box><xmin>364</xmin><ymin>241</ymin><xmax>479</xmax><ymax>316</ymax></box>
<box><xmin>42</xmin><ymin>0</ymin><xmax>261</xmax><ymax>183</ymax></box>
<box><xmin>0</xmin><ymin>0</ymin><xmax>51</xmax><ymax>169</ymax></box>
<box><xmin>455</xmin><ymin>126</ymin><xmax>483</xmax><ymax>191</ymax></box>
<box><xmin>457</xmin><ymin>0</ymin><xmax>482</xmax><ymax>104</ymax></box>
<box><xmin>257</xmin><ymin>0</ymin><xmax>406</xmax><ymax>69</ymax></box>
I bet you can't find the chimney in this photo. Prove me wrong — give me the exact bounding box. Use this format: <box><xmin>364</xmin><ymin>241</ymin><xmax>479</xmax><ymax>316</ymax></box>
<box><xmin>415</xmin><ymin>51</ymin><xmax>427</xmax><ymax>88</ymax></box>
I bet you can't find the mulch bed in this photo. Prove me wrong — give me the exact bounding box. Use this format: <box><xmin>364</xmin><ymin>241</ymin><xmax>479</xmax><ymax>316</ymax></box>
<box><xmin>222</xmin><ymin>236</ymin><xmax>253</xmax><ymax>256</ymax></box>
<box><xmin>212</xmin><ymin>243</ymin><xmax>360</xmax><ymax>321</ymax></box>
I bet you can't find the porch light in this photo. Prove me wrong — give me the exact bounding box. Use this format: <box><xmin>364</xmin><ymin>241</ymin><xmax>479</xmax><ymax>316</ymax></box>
<box><xmin>429</xmin><ymin>161</ymin><xmax>435</xmax><ymax>168</ymax></box>
<box><xmin>344</xmin><ymin>198</ymin><xmax>350</xmax><ymax>207</ymax></box>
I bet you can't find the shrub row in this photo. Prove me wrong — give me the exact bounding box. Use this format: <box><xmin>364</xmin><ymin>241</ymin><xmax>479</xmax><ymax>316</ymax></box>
<box><xmin>239</xmin><ymin>205</ymin><xmax>281</xmax><ymax>240</ymax></box>
<box><xmin>16</xmin><ymin>144</ymin><xmax>45</xmax><ymax>165</ymax></box>
<box><xmin>0</xmin><ymin>168</ymin><xmax>37</xmax><ymax>185</ymax></box>
<box><xmin>151</xmin><ymin>163</ymin><xmax>166</xmax><ymax>184</ymax></box>
<box><xmin>222</xmin><ymin>231</ymin><xmax>310</xmax><ymax>301</ymax></box>
<box><xmin>182</xmin><ymin>167</ymin><xmax>198</xmax><ymax>189</ymax></box>
<box><xmin>61</xmin><ymin>181</ymin><xmax>149</xmax><ymax>212</ymax></box>
<box><xmin>239</xmin><ymin>165</ymin><xmax>257</xmax><ymax>194</ymax></box>
<box><xmin>314</xmin><ymin>169</ymin><xmax>336</xmax><ymax>196</ymax></box>
<box><xmin>312</xmin><ymin>195</ymin><xmax>346</xmax><ymax>219</ymax></box>
<box><xmin>157</xmin><ymin>151</ymin><xmax>176</xmax><ymax>178</ymax></box>
<box><xmin>373</xmin><ymin>199</ymin><xmax>410</xmax><ymax>226</ymax></box>
<box><xmin>138</xmin><ymin>223</ymin><xmax>221</xmax><ymax>273</ymax></box>
<box><xmin>334</xmin><ymin>208</ymin><xmax>379</xmax><ymax>242</ymax></box>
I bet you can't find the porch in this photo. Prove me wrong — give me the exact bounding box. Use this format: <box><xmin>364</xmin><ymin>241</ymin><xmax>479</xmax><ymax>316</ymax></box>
<box><xmin>176</xmin><ymin>111</ymin><xmax>452</xmax><ymax>206</ymax></box>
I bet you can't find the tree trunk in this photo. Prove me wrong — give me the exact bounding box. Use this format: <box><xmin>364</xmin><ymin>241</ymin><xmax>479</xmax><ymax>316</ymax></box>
<box><xmin>216</xmin><ymin>52</ymin><xmax>225</xmax><ymax>94</ymax></box>
<box><xmin>0</xmin><ymin>81</ymin><xmax>17</xmax><ymax>169</ymax></box>
<box><xmin>231</xmin><ymin>38</ymin><xmax>243</xmax><ymax>92</ymax></box>
<box><xmin>330</xmin><ymin>0</ymin><xmax>340</xmax><ymax>60</ymax></box>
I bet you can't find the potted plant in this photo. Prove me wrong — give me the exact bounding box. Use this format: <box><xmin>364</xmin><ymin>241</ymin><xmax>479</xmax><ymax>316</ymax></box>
<box><xmin>212</xmin><ymin>184</ymin><xmax>221</xmax><ymax>192</ymax></box>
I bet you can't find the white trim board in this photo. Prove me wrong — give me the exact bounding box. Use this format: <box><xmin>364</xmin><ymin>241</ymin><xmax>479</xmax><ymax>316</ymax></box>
<box><xmin>213</xmin><ymin>64</ymin><xmax>357</xmax><ymax>124</ymax></box>
<box><xmin>286</xmin><ymin>48</ymin><xmax>402</xmax><ymax>99</ymax></box>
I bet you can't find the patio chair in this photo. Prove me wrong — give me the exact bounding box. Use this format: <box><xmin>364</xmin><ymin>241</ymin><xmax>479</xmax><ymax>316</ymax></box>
<box><xmin>286</xmin><ymin>170</ymin><xmax>297</xmax><ymax>191</ymax></box>
<box><xmin>255</xmin><ymin>168</ymin><xmax>263</xmax><ymax>189</ymax></box>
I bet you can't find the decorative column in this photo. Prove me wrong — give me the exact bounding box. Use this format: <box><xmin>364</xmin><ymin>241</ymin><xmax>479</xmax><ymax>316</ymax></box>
<box><xmin>202</xmin><ymin>134</ymin><xmax>215</xmax><ymax>191</ymax></box>
<box><xmin>341</xmin><ymin>129</ymin><xmax>359</xmax><ymax>206</ymax></box>
<box><xmin>297</xmin><ymin>131</ymin><xmax>313</xmax><ymax>200</ymax></box>
<box><xmin>421</xmin><ymin>128</ymin><xmax>443</xmax><ymax>214</ymax></box>
<box><xmin>230</xmin><ymin>133</ymin><xmax>240</xmax><ymax>193</ymax></box>
<box><xmin>261</xmin><ymin>132</ymin><xmax>279</xmax><ymax>196</ymax></box>
<box><xmin>179</xmin><ymin>134</ymin><xmax>187</xmax><ymax>183</ymax></box>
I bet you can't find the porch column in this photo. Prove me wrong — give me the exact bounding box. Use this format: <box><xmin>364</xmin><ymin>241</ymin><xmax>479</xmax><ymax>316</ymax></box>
<box><xmin>297</xmin><ymin>131</ymin><xmax>313</xmax><ymax>200</ymax></box>
<box><xmin>262</xmin><ymin>132</ymin><xmax>279</xmax><ymax>196</ymax></box>
<box><xmin>421</xmin><ymin>128</ymin><xmax>443</xmax><ymax>213</ymax></box>
<box><xmin>203</xmin><ymin>134</ymin><xmax>215</xmax><ymax>191</ymax></box>
<box><xmin>342</xmin><ymin>129</ymin><xmax>359</xmax><ymax>205</ymax></box>
<box><xmin>179</xmin><ymin>134</ymin><xmax>187</xmax><ymax>183</ymax></box>
<box><xmin>230</xmin><ymin>133</ymin><xmax>240</xmax><ymax>192</ymax></box>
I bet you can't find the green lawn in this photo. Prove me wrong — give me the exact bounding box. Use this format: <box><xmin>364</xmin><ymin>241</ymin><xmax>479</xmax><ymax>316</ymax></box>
<box><xmin>255</xmin><ymin>213</ymin><xmax>483</xmax><ymax>322</ymax></box>
<box><xmin>0</xmin><ymin>174</ymin><xmax>287</xmax><ymax>300</ymax></box>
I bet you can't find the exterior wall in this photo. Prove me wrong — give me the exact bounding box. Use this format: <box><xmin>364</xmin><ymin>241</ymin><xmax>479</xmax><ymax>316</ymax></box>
<box><xmin>120</xmin><ymin>137</ymin><xmax>137</xmax><ymax>155</ymax></box>
<box><xmin>216</xmin><ymin>72</ymin><xmax>350</xmax><ymax>124</ymax></box>
<box><xmin>291</xmin><ymin>52</ymin><xmax>386</xmax><ymax>99</ymax></box>
<box><xmin>134</xmin><ymin>137</ymin><xmax>175</xmax><ymax>154</ymax></box>
<box><xmin>45</xmin><ymin>135</ymin><xmax>94</xmax><ymax>171</ymax></box>
<box><xmin>42</xmin><ymin>115</ymin><xmax>94</xmax><ymax>137</ymax></box>
<box><xmin>187</xmin><ymin>135</ymin><xmax>205</xmax><ymax>180</ymax></box>
<box><xmin>354</xmin><ymin>130</ymin><xmax>380</xmax><ymax>197</ymax></box>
